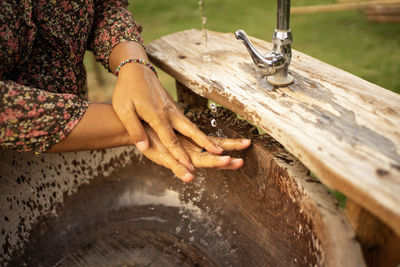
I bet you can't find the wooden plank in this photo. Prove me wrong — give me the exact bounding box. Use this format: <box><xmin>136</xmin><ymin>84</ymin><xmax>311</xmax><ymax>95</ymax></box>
<box><xmin>291</xmin><ymin>0</ymin><xmax>400</xmax><ymax>14</ymax></box>
<box><xmin>366</xmin><ymin>14</ymin><xmax>400</xmax><ymax>22</ymax></box>
<box><xmin>365</xmin><ymin>3</ymin><xmax>400</xmax><ymax>24</ymax></box>
<box><xmin>365</xmin><ymin>4</ymin><xmax>400</xmax><ymax>15</ymax></box>
<box><xmin>147</xmin><ymin>29</ymin><xmax>400</xmax><ymax>236</ymax></box>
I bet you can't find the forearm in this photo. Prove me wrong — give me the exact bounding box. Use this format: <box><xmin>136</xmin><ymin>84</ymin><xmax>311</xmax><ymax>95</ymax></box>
<box><xmin>48</xmin><ymin>103</ymin><xmax>132</xmax><ymax>153</ymax></box>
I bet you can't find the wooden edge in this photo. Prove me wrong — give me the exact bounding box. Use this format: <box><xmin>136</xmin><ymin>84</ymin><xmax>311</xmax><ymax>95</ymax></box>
<box><xmin>176</xmin><ymin>81</ymin><xmax>366</xmax><ymax>266</ymax></box>
<box><xmin>291</xmin><ymin>0</ymin><xmax>400</xmax><ymax>14</ymax></box>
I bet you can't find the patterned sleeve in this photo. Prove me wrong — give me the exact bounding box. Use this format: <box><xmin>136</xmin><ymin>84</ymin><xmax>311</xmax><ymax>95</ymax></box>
<box><xmin>87</xmin><ymin>0</ymin><xmax>144</xmax><ymax>72</ymax></box>
<box><xmin>0</xmin><ymin>81</ymin><xmax>90</xmax><ymax>153</ymax></box>
<box><xmin>0</xmin><ymin>1</ymin><xmax>90</xmax><ymax>154</ymax></box>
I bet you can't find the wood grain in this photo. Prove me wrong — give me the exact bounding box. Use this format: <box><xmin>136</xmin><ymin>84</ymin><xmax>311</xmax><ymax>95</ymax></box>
<box><xmin>147</xmin><ymin>29</ymin><xmax>400</xmax><ymax>236</ymax></box>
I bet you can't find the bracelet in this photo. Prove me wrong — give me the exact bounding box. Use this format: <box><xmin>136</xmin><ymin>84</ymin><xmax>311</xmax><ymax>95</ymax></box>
<box><xmin>115</xmin><ymin>58</ymin><xmax>158</xmax><ymax>77</ymax></box>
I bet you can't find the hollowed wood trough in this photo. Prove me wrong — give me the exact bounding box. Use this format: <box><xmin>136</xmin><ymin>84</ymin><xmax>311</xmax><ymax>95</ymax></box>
<box><xmin>1</xmin><ymin>29</ymin><xmax>399</xmax><ymax>266</ymax></box>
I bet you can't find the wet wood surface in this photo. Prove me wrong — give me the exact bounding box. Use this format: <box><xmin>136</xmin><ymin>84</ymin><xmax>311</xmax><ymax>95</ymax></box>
<box><xmin>147</xmin><ymin>29</ymin><xmax>400</xmax><ymax>236</ymax></box>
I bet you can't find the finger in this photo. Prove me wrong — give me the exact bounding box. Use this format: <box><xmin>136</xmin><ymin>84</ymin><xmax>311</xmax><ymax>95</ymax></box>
<box><xmin>143</xmin><ymin>125</ymin><xmax>194</xmax><ymax>182</ymax></box>
<box><xmin>114</xmin><ymin>107</ymin><xmax>149</xmax><ymax>151</ymax></box>
<box><xmin>208</xmin><ymin>136</ymin><xmax>251</xmax><ymax>151</ymax></box>
<box><xmin>157</xmin><ymin>152</ymin><xmax>194</xmax><ymax>182</ymax></box>
<box><xmin>189</xmin><ymin>151</ymin><xmax>232</xmax><ymax>168</ymax></box>
<box><xmin>150</xmin><ymin>118</ymin><xmax>194</xmax><ymax>171</ymax></box>
<box><xmin>170</xmin><ymin>113</ymin><xmax>224</xmax><ymax>154</ymax></box>
<box><xmin>219</xmin><ymin>158</ymin><xmax>244</xmax><ymax>170</ymax></box>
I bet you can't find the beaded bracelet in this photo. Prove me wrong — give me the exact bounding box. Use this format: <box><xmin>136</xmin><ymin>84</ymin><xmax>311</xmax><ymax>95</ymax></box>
<box><xmin>115</xmin><ymin>58</ymin><xmax>158</xmax><ymax>77</ymax></box>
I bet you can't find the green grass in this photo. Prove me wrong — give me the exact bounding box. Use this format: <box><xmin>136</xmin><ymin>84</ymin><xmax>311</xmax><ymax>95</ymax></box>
<box><xmin>130</xmin><ymin>0</ymin><xmax>400</xmax><ymax>93</ymax></box>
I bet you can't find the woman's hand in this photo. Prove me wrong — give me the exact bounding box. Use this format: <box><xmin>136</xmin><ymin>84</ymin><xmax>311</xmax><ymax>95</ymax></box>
<box><xmin>110</xmin><ymin>41</ymin><xmax>223</xmax><ymax>172</ymax></box>
<box><xmin>141</xmin><ymin>124</ymin><xmax>251</xmax><ymax>182</ymax></box>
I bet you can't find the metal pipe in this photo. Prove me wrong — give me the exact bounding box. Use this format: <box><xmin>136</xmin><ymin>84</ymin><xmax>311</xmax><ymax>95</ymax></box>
<box><xmin>277</xmin><ymin>0</ymin><xmax>290</xmax><ymax>30</ymax></box>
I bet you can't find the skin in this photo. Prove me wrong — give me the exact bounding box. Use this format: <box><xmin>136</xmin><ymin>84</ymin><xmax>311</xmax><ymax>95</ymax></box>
<box><xmin>49</xmin><ymin>41</ymin><xmax>252</xmax><ymax>182</ymax></box>
<box><xmin>49</xmin><ymin>104</ymin><xmax>251</xmax><ymax>182</ymax></box>
<box><xmin>109</xmin><ymin>41</ymin><xmax>225</xmax><ymax>169</ymax></box>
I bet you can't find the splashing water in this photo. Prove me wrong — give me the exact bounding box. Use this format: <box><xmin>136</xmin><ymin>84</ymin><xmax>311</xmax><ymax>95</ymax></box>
<box><xmin>210</xmin><ymin>103</ymin><xmax>217</xmax><ymax>113</ymax></box>
<box><xmin>210</xmin><ymin>119</ymin><xmax>217</xmax><ymax>128</ymax></box>
<box><xmin>209</xmin><ymin>102</ymin><xmax>217</xmax><ymax>128</ymax></box>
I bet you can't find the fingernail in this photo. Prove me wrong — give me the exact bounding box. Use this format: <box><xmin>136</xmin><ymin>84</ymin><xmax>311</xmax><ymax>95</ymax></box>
<box><xmin>241</xmin><ymin>139</ymin><xmax>251</xmax><ymax>145</ymax></box>
<box><xmin>220</xmin><ymin>156</ymin><xmax>231</xmax><ymax>163</ymax></box>
<box><xmin>136</xmin><ymin>141</ymin><xmax>148</xmax><ymax>152</ymax></box>
<box><xmin>183</xmin><ymin>173</ymin><xmax>194</xmax><ymax>182</ymax></box>
<box><xmin>231</xmin><ymin>158</ymin><xmax>244</xmax><ymax>166</ymax></box>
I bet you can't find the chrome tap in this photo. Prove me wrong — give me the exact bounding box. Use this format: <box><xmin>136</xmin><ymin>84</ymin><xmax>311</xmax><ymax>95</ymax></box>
<box><xmin>235</xmin><ymin>0</ymin><xmax>294</xmax><ymax>86</ymax></box>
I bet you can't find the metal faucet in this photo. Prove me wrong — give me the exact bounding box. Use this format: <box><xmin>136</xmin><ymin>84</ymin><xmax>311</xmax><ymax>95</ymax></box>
<box><xmin>235</xmin><ymin>0</ymin><xmax>294</xmax><ymax>86</ymax></box>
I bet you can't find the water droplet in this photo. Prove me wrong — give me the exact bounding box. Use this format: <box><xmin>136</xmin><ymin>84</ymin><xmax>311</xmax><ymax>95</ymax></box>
<box><xmin>211</xmin><ymin>119</ymin><xmax>217</xmax><ymax>127</ymax></box>
<box><xmin>210</xmin><ymin>103</ymin><xmax>217</xmax><ymax>113</ymax></box>
<box><xmin>189</xmin><ymin>236</ymin><xmax>195</xmax><ymax>242</ymax></box>
<box><xmin>175</xmin><ymin>227</ymin><xmax>181</xmax><ymax>234</ymax></box>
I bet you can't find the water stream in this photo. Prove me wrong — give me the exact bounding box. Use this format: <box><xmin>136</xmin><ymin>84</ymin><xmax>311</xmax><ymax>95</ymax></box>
<box><xmin>198</xmin><ymin>0</ymin><xmax>211</xmax><ymax>62</ymax></box>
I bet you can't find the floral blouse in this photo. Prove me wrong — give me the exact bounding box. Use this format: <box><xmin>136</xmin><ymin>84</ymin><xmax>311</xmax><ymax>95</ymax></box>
<box><xmin>0</xmin><ymin>0</ymin><xmax>143</xmax><ymax>153</ymax></box>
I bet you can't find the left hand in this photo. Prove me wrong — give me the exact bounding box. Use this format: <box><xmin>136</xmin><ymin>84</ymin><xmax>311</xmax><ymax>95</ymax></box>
<box><xmin>141</xmin><ymin>123</ymin><xmax>251</xmax><ymax>182</ymax></box>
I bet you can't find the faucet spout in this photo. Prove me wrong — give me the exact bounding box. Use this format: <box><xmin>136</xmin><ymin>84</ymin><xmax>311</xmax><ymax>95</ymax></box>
<box><xmin>235</xmin><ymin>0</ymin><xmax>294</xmax><ymax>86</ymax></box>
<box><xmin>235</xmin><ymin>30</ymin><xmax>285</xmax><ymax>76</ymax></box>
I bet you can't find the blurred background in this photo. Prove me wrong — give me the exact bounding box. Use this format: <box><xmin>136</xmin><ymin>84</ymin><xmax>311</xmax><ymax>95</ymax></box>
<box><xmin>86</xmin><ymin>0</ymin><xmax>400</xmax><ymax>102</ymax></box>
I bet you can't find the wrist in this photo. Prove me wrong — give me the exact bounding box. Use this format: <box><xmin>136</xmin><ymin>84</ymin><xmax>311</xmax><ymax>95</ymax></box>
<box><xmin>116</xmin><ymin>62</ymin><xmax>153</xmax><ymax>80</ymax></box>
<box><xmin>115</xmin><ymin>58</ymin><xmax>158</xmax><ymax>77</ymax></box>
<box><xmin>109</xmin><ymin>41</ymin><xmax>149</xmax><ymax>73</ymax></box>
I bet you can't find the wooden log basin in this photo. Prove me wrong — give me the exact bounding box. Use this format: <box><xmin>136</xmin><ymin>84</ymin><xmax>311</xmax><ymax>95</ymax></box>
<box><xmin>0</xmin><ymin>106</ymin><xmax>364</xmax><ymax>266</ymax></box>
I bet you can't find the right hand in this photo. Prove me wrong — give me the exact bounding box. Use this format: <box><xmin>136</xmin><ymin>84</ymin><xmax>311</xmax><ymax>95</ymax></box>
<box><xmin>110</xmin><ymin>41</ymin><xmax>223</xmax><ymax>172</ymax></box>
